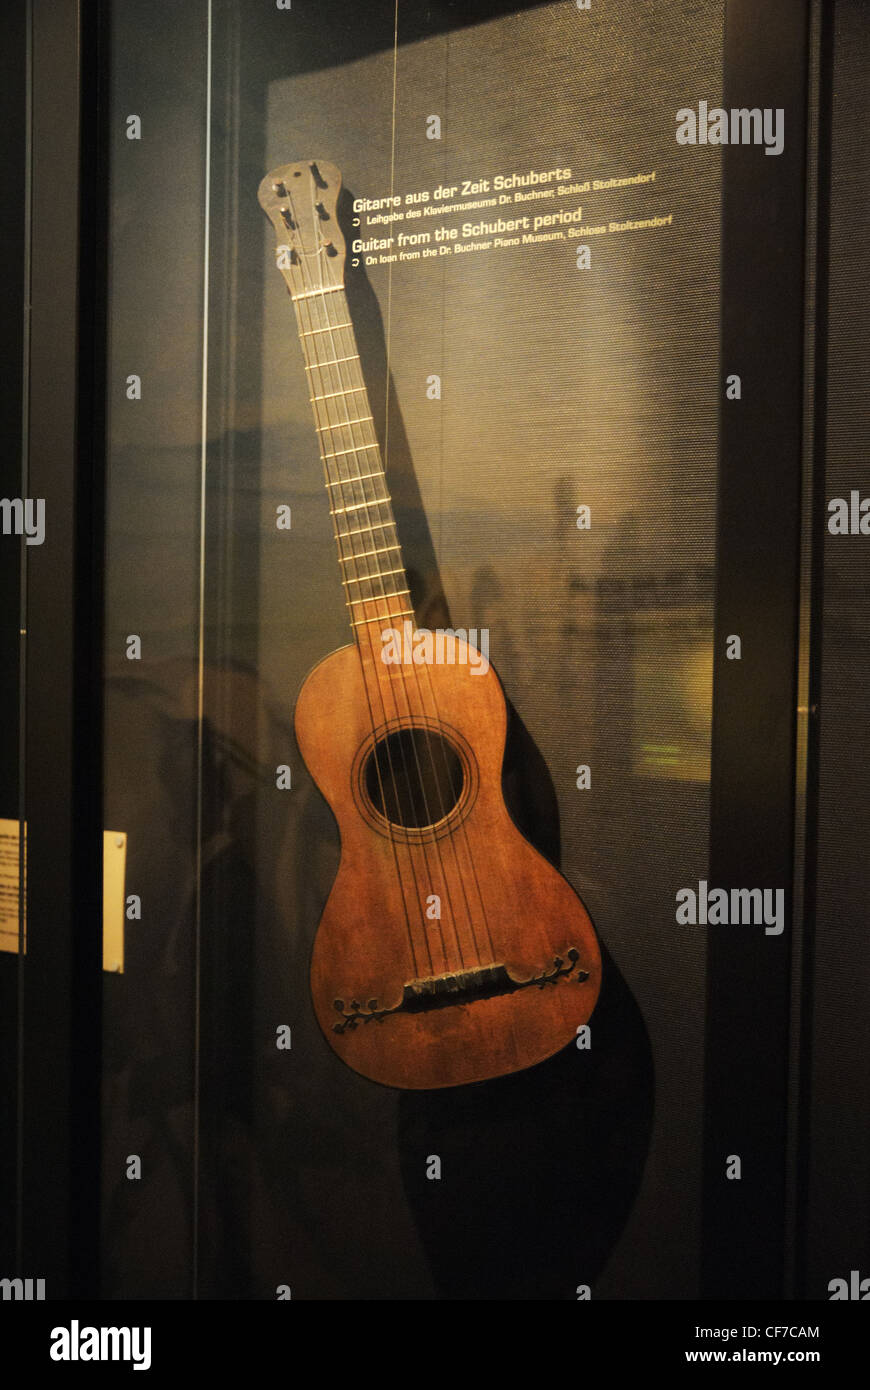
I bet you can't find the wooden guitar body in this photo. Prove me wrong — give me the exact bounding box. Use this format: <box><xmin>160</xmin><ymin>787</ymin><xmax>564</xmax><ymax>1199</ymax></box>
<box><xmin>297</xmin><ymin>639</ymin><xmax>602</xmax><ymax>1089</ymax></box>
<box><xmin>260</xmin><ymin>158</ymin><xmax>602</xmax><ymax>1090</ymax></box>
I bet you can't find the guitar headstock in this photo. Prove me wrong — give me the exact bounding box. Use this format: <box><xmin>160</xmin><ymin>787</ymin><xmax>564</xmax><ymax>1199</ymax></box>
<box><xmin>258</xmin><ymin>160</ymin><xmax>346</xmax><ymax>298</ymax></box>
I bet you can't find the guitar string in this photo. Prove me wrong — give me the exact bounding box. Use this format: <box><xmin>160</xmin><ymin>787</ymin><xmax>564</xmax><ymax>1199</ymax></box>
<box><xmin>302</xmin><ymin>236</ymin><xmax>492</xmax><ymax>977</ymax></box>
<box><xmin>301</xmin><ymin>311</ymin><xmax>479</xmax><ymax>978</ymax></box>
<box><xmin>300</xmin><ymin>179</ymin><xmax>464</xmax><ymax>978</ymax></box>
<box><xmin>290</xmin><ymin>186</ymin><xmax>436</xmax><ymax>977</ymax></box>
<box><xmin>295</xmin><ymin>179</ymin><xmax>487</xmax><ymax>973</ymax></box>
<box><xmin>313</xmin><ymin>270</ymin><xmax>495</xmax><ymax>975</ymax></box>
<box><xmin>294</xmin><ymin>311</ymin><xmax>429</xmax><ymax>979</ymax></box>
<box><xmin>280</xmin><ymin>177</ymin><xmax>496</xmax><ymax>976</ymax></box>
<box><xmin>295</xmin><ymin>194</ymin><xmax>469</xmax><ymax>975</ymax></box>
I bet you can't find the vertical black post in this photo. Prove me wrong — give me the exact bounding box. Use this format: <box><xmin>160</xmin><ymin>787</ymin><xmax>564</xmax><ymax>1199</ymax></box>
<box><xmin>702</xmin><ymin>0</ymin><xmax>812</xmax><ymax>1297</ymax></box>
<box><xmin>0</xmin><ymin>0</ymin><xmax>27</xmax><ymax>1280</ymax></box>
<box><xmin>20</xmin><ymin>0</ymin><xmax>106</xmax><ymax>1297</ymax></box>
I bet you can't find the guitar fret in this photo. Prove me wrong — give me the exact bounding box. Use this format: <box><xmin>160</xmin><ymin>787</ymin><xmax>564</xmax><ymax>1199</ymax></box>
<box><xmin>316</xmin><ymin>414</ymin><xmax>374</xmax><ymax>430</ymax></box>
<box><xmin>350</xmin><ymin>608</ymin><xmax>415</xmax><ymax>628</ymax></box>
<box><xmin>344</xmin><ymin>567</ymin><xmax>406</xmax><ymax>586</ymax></box>
<box><xmin>339</xmin><ymin>520</ymin><xmax>397</xmax><ymax>538</ymax></box>
<box><xmin>304</xmin><ymin>354</ymin><xmax>360</xmax><ymax>369</ymax></box>
<box><xmin>288</xmin><ymin>274</ymin><xmax>407</xmax><ymax>641</ymax></box>
<box><xmin>311</xmin><ymin>386</ymin><xmax>367</xmax><ymax>402</ymax></box>
<box><xmin>299</xmin><ymin>322</ymin><xmax>353</xmax><ymax>337</ymax></box>
<box><xmin>325</xmin><ymin>470</ymin><xmax>385</xmax><ymax>487</ymax></box>
<box><xmin>331</xmin><ymin>496</ymin><xmax>392</xmax><ymax>516</ymax></box>
<box><xmin>264</xmin><ymin>211</ymin><xmax>413</xmax><ymax>656</ymax></box>
<box><xmin>322</xmin><ymin>443</ymin><xmax>379</xmax><ymax>460</ymax></box>
<box><xmin>292</xmin><ymin>285</ymin><xmax>344</xmax><ymax>301</ymax></box>
<box><xmin>347</xmin><ymin>590</ymin><xmax>411</xmax><ymax>611</ymax></box>
<box><xmin>338</xmin><ymin>543</ymin><xmax>401</xmax><ymax>563</ymax></box>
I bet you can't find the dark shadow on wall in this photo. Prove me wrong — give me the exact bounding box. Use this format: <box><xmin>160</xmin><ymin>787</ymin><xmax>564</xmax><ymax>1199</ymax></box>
<box><xmin>398</xmin><ymin>949</ymin><xmax>653</xmax><ymax>1299</ymax></box>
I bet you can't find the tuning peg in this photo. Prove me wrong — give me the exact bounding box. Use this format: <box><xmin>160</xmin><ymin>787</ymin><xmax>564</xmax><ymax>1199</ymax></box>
<box><xmin>272</xmin><ymin>180</ymin><xmax>287</xmax><ymax>197</ymax></box>
<box><xmin>280</xmin><ymin>207</ymin><xmax>295</xmax><ymax>229</ymax></box>
<box><xmin>314</xmin><ymin>201</ymin><xmax>329</xmax><ymax>220</ymax></box>
<box><xmin>322</xmin><ymin>240</ymin><xmax>338</xmax><ymax>257</ymax></box>
<box><xmin>309</xmin><ymin>161</ymin><xmax>328</xmax><ymax>189</ymax></box>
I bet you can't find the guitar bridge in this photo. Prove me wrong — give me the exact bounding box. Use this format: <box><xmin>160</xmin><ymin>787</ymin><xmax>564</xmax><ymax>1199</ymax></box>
<box><xmin>332</xmin><ymin>949</ymin><xmax>589</xmax><ymax>1033</ymax></box>
<box><xmin>403</xmin><ymin>962</ymin><xmax>527</xmax><ymax>1010</ymax></box>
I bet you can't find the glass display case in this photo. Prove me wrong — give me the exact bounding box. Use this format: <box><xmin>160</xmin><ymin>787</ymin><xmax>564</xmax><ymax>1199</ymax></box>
<box><xmin>1</xmin><ymin>0</ymin><xmax>867</xmax><ymax>1321</ymax></box>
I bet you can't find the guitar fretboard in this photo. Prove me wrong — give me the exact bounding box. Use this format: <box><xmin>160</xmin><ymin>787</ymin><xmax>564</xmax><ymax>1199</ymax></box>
<box><xmin>290</xmin><ymin>283</ymin><xmax>414</xmax><ymax>640</ymax></box>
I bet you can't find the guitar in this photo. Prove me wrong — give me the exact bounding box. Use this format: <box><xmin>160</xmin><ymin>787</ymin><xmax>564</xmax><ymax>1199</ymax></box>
<box><xmin>259</xmin><ymin>160</ymin><xmax>601</xmax><ymax>1088</ymax></box>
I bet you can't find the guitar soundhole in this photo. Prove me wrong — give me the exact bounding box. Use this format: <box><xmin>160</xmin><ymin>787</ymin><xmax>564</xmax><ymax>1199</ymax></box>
<box><xmin>364</xmin><ymin>728</ymin><xmax>465</xmax><ymax>829</ymax></box>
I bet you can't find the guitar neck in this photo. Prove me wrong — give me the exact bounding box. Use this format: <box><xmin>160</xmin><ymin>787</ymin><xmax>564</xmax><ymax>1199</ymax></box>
<box><xmin>290</xmin><ymin>283</ymin><xmax>414</xmax><ymax>643</ymax></box>
<box><xmin>258</xmin><ymin>160</ymin><xmax>413</xmax><ymax>651</ymax></box>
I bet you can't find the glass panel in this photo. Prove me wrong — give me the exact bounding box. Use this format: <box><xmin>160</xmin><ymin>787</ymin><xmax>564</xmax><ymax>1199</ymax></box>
<box><xmin>101</xmin><ymin>0</ymin><xmax>724</xmax><ymax>1299</ymax></box>
<box><xmin>101</xmin><ymin>0</ymin><xmax>209</xmax><ymax>1297</ymax></box>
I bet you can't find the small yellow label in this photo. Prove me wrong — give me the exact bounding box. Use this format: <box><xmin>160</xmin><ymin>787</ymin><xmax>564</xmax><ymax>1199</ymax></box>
<box><xmin>0</xmin><ymin>818</ymin><xmax>127</xmax><ymax>973</ymax></box>
<box><xmin>0</xmin><ymin>818</ymin><xmax>22</xmax><ymax>955</ymax></box>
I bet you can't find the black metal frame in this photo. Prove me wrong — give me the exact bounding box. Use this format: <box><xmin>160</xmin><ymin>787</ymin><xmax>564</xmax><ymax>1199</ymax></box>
<box><xmin>702</xmin><ymin>0</ymin><xmax>830</xmax><ymax>1299</ymax></box>
<box><xmin>16</xmin><ymin>0</ymin><xmax>108</xmax><ymax>1298</ymax></box>
<box><xmin>0</xmin><ymin>0</ymin><xmax>26</xmax><ymax>1279</ymax></box>
<box><xmin>790</xmin><ymin>0</ymin><xmax>835</xmax><ymax>1304</ymax></box>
